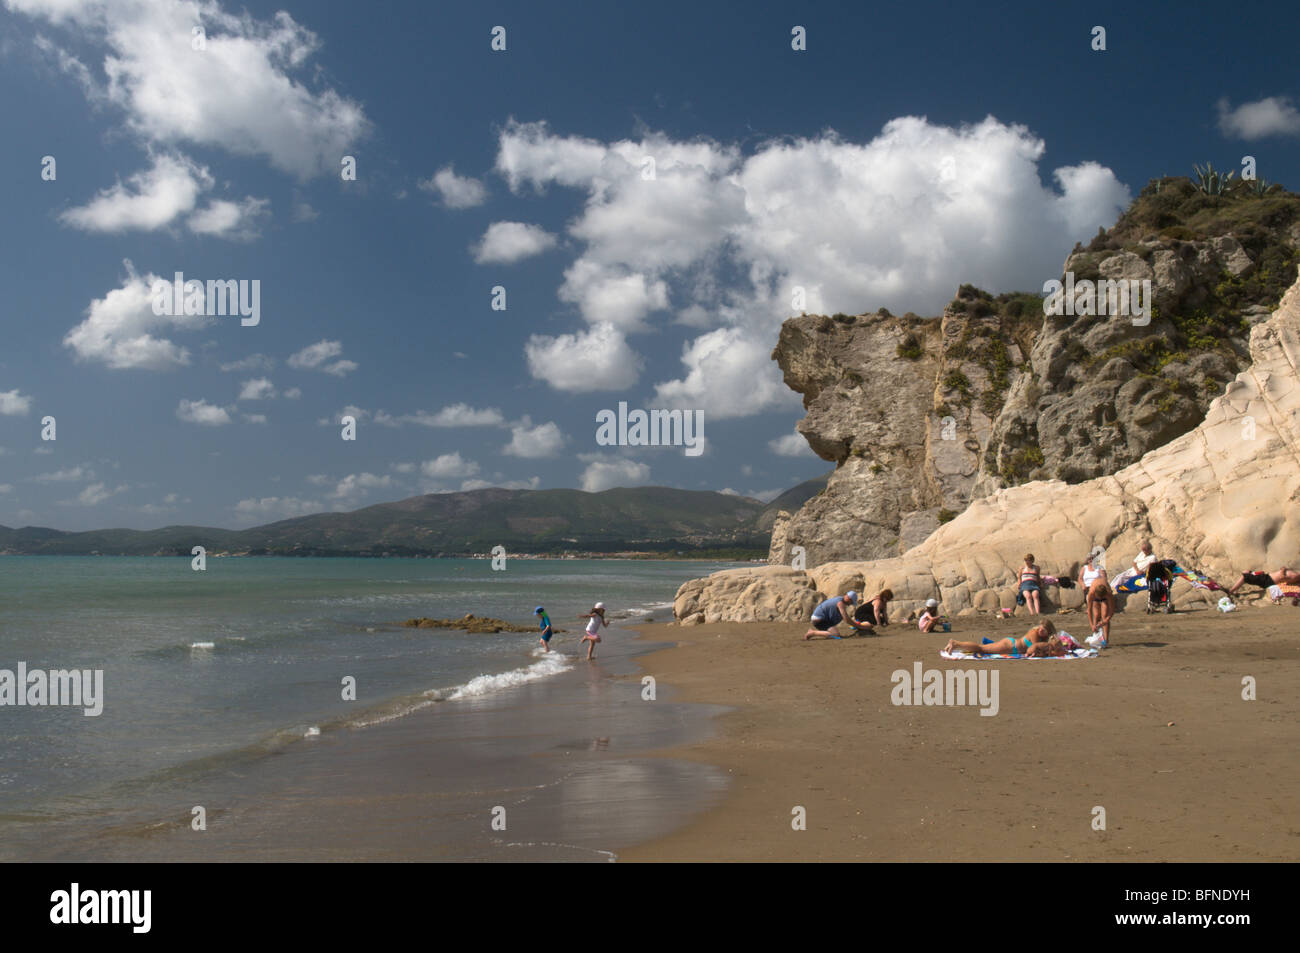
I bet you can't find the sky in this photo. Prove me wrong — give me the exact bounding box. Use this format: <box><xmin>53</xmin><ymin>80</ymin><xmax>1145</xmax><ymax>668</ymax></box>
<box><xmin>2</xmin><ymin>0</ymin><xmax>1299</xmax><ymax>531</ymax></box>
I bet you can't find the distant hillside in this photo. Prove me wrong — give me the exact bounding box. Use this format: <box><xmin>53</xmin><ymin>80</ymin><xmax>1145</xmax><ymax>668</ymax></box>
<box><xmin>0</xmin><ymin>486</ymin><xmax>778</xmax><ymax>557</ymax></box>
<box><xmin>754</xmin><ymin>472</ymin><xmax>831</xmax><ymax>531</ymax></box>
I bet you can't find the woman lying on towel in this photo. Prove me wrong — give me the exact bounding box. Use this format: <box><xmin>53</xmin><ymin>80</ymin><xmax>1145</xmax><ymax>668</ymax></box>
<box><xmin>944</xmin><ymin>621</ymin><xmax>1065</xmax><ymax>657</ymax></box>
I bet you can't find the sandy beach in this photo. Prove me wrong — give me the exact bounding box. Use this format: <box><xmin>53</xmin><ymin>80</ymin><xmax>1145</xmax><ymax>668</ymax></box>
<box><xmin>622</xmin><ymin>601</ymin><xmax>1300</xmax><ymax>862</ymax></box>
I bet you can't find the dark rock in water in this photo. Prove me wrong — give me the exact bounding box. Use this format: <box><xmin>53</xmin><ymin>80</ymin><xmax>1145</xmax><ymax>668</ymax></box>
<box><xmin>399</xmin><ymin>614</ymin><xmax>563</xmax><ymax>634</ymax></box>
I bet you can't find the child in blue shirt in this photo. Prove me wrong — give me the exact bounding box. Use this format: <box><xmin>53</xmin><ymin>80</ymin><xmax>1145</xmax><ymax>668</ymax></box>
<box><xmin>535</xmin><ymin>606</ymin><xmax>553</xmax><ymax>652</ymax></box>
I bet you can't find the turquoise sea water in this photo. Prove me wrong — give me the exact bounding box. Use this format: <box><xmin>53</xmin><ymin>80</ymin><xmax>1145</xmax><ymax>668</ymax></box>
<box><xmin>0</xmin><ymin>556</ymin><xmax>742</xmax><ymax>858</ymax></box>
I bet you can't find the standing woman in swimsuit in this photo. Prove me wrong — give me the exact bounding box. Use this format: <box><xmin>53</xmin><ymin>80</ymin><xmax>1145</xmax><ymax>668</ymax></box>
<box><xmin>1085</xmin><ymin>579</ymin><xmax>1115</xmax><ymax>648</ymax></box>
<box><xmin>1019</xmin><ymin>554</ymin><xmax>1043</xmax><ymax>615</ymax></box>
<box><xmin>945</xmin><ymin>620</ymin><xmax>1058</xmax><ymax>656</ymax></box>
<box><xmin>1079</xmin><ymin>554</ymin><xmax>1107</xmax><ymax>630</ymax></box>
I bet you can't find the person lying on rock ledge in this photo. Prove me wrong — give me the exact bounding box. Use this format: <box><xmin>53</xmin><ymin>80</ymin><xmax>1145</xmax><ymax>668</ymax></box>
<box><xmin>804</xmin><ymin>591</ymin><xmax>873</xmax><ymax>640</ymax></box>
<box><xmin>1228</xmin><ymin>566</ymin><xmax>1300</xmax><ymax>595</ymax></box>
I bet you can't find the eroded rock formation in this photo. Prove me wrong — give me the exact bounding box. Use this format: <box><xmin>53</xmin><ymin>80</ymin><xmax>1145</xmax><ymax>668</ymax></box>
<box><xmin>680</xmin><ymin>265</ymin><xmax>1300</xmax><ymax>624</ymax></box>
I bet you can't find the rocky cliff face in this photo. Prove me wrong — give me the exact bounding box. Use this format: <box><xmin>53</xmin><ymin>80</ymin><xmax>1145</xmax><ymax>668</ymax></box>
<box><xmin>976</xmin><ymin>234</ymin><xmax>1265</xmax><ymax>496</ymax></box>
<box><xmin>679</xmin><ymin>264</ymin><xmax>1300</xmax><ymax>624</ymax></box>
<box><xmin>767</xmin><ymin>178</ymin><xmax>1300</xmax><ymax>569</ymax></box>
<box><xmin>768</xmin><ymin>297</ymin><xmax>1039</xmax><ymax>567</ymax></box>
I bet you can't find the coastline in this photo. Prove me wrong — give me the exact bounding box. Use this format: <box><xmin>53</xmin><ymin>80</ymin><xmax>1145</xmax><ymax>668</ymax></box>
<box><xmin>1</xmin><ymin>623</ymin><xmax>730</xmax><ymax>863</ymax></box>
<box><xmin>621</xmin><ymin>606</ymin><xmax>1300</xmax><ymax>862</ymax></box>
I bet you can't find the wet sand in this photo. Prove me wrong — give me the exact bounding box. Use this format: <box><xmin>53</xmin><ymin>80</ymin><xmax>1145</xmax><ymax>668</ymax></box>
<box><xmin>2</xmin><ymin>630</ymin><xmax>729</xmax><ymax>862</ymax></box>
<box><xmin>622</xmin><ymin>602</ymin><xmax>1300</xmax><ymax>861</ymax></box>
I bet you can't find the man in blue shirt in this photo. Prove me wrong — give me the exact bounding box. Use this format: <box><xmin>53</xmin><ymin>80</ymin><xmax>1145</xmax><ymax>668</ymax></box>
<box><xmin>803</xmin><ymin>590</ymin><xmax>871</xmax><ymax>640</ymax></box>
<box><xmin>535</xmin><ymin>606</ymin><xmax>553</xmax><ymax>652</ymax></box>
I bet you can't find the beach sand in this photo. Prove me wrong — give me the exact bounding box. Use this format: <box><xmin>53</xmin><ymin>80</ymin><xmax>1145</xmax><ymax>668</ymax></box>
<box><xmin>622</xmin><ymin>602</ymin><xmax>1300</xmax><ymax>861</ymax></box>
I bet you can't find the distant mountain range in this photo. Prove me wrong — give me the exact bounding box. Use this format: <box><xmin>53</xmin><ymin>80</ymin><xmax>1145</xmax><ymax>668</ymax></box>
<box><xmin>0</xmin><ymin>478</ymin><xmax>830</xmax><ymax>557</ymax></box>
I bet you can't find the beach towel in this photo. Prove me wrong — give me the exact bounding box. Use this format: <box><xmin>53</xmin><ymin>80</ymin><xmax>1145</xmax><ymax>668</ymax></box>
<box><xmin>1114</xmin><ymin>573</ymin><xmax>1149</xmax><ymax>594</ymax></box>
<box><xmin>940</xmin><ymin>648</ymin><xmax>1097</xmax><ymax>660</ymax></box>
<box><xmin>1041</xmin><ymin>575</ymin><xmax>1075</xmax><ymax>589</ymax></box>
<box><xmin>1172</xmin><ymin>566</ymin><xmax>1223</xmax><ymax>591</ymax></box>
<box><xmin>1272</xmin><ymin>584</ymin><xmax>1300</xmax><ymax>603</ymax></box>
<box><xmin>1115</xmin><ymin>564</ymin><xmax>1221</xmax><ymax>593</ymax></box>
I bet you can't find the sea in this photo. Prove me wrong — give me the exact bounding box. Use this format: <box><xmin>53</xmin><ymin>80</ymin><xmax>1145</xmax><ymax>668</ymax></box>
<box><xmin>0</xmin><ymin>556</ymin><xmax>742</xmax><ymax>861</ymax></box>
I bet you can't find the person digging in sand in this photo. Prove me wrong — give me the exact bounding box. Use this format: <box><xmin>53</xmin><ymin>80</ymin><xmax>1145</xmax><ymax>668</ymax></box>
<box><xmin>804</xmin><ymin>591</ymin><xmax>873</xmax><ymax>639</ymax></box>
<box><xmin>854</xmin><ymin>589</ymin><xmax>894</xmax><ymax>628</ymax></box>
<box><xmin>918</xmin><ymin>598</ymin><xmax>943</xmax><ymax>632</ymax></box>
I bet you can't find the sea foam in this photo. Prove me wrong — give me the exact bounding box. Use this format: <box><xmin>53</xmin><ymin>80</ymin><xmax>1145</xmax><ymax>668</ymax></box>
<box><xmin>447</xmin><ymin>653</ymin><xmax>572</xmax><ymax>701</ymax></box>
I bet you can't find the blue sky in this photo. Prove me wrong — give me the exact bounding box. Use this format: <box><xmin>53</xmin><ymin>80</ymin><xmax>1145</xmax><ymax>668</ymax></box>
<box><xmin>2</xmin><ymin>0</ymin><xmax>1298</xmax><ymax>531</ymax></box>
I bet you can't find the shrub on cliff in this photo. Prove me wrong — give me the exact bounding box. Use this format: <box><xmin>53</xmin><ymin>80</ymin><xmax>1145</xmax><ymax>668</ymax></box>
<box><xmin>896</xmin><ymin>332</ymin><xmax>924</xmax><ymax>360</ymax></box>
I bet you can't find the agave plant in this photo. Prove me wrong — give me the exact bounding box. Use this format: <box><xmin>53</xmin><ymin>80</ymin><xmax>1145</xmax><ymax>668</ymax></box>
<box><xmin>1192</xmin><ymin>162</ymin><xmax>1237</xmax><ymax>195</ymax></box>
<box><xmin>1247</xmin><ymin>176</ymin><xmax>1274</xmax><ymax>196</ymax></box>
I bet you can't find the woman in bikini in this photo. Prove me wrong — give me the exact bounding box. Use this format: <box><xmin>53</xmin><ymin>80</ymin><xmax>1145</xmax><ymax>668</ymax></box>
<box><xmin>945</xmin><ymin>620</ymin><xmax>1058</xmax><ymax>657</ymax></box>
<box><xmin>1085</xmin><ymin>578</ymin><xmax>1115</xmax><ymax>648</ymax></box>
<box><xmin>1019</xmin><ymin>554</ymin><xmax>1043</xmax><ymax>615</ymax></box>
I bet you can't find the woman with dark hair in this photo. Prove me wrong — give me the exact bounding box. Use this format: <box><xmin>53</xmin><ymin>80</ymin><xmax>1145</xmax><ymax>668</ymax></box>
<box><xmin>854</xmin><ymin>588</ymin><xmax>894</xmax><ymax>628</ymax></box>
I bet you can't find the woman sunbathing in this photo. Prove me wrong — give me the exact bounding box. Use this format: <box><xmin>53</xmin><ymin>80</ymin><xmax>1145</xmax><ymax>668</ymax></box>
<box><xmin>945</xmin><ymin>620</ymin><xmax>1058</xmax><ymax>657</ymax></box>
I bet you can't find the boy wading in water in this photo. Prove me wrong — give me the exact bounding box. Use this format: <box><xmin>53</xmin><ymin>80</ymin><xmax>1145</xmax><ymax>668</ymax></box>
<box><xmin>578</xmin><ymin>603</ymin><xmax>607</xmax><ymax>660</ymax></box>
<box><xmin>535</xmin><ymin>606</ymin><xmax>553</xmax><ymax>652</ymax></box>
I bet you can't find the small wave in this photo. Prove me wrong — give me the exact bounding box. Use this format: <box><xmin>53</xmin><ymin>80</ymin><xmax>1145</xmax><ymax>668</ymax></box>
<box><xmin>446</xmin><ymin>653</ymin><xmax>572</xmax><ymax>701</ymax></box>
<box><xmin>500</xmin><ymin>840</ymin><xmax>616</xmax><ymax>862</ymax></box>
<box><xmin>304</xmin><ymin>726</ymin><xmax>320</xmax><ymax>738</ymax></box>
<box><xmin>190</xmin><ymin>642</ymin><xmax>215</xmax><ymax>650</ymax></box>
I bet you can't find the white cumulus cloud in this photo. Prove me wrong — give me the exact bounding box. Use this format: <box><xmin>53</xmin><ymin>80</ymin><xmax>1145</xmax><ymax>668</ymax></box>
<box><xmin>420</xmin><ymin>452</ymin><xmax>479</xmax><ymax>479</ymax></box>
<box><xmin>577</xmin><ymin>454</ymin><xmax>651</xmax><ymax>492</ymax></box>
<box><xmin>1217</xmin><ymin>96</ymin><xmax>1300</xmax><ymax>139</ymax></box>
<box><xmin>176</xmin><ymin>398</ymin><xmax>232</xmax><ymax>425</ymax></box>
<box><xmin>287</xmin><ymin>339</ymin><xmax>356</xmax><ymax>376</ymax></box>
<box><xmin>495</xmin><ymin>116</ymin><xmax>1131</xmax><ymax>417</ymax></box>
<box><xmin>12</xmin><ymin>0</ymin><xmax>370</xmax><ymax>178</ymax></box>
<box><xmin>0</xmin><ymin>390</ymin><xmax>33</xmax><ymax>416</ymax></box>
<box><xmin>472</xmin><ymin>221</ymin><xmax>558</xmax><ymax>264</ymax></box>
<box><xmin>64</xmin><ymin>261</ymin><xmax>211</xmax><ymax>370</ymax></box>
<box><xmin>237</xmin><ymin>377</ymin><xmax>276</xmax><ymax>400</ymax></box>
<box><xmin>768</xmin><ymin>431</ymin><xmax>816</xmax><ymax>457</ymax></box>
<box><xmin>234</xmin><ymin>496</ymin><xmax>328</xmax><ymax>522</ymax></box>
<box><xmin>503</xmin><ymin>418</ymin><xmax>566</xmax><ymax>458</ymax></box>
<box><xmin>524</xmin><ymin>322</ymin><xmax>643</xmax><ymax>392</ymax></box>
<box><xmin>420</xmin><ymin>165</ymin><xmax>488</xmax><ymax>208</ymax></box>
<box><xmin>59</xmin><ymin>152</ymin><xmax>211</xmax><ymax>232</ymax></box>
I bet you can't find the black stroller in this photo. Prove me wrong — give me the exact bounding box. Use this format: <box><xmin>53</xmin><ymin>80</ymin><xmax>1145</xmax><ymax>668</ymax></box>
<box><xmin>1144</xmin><ymin>559</ymin><xmax>1176</xmax><ymax>614</ymax></box>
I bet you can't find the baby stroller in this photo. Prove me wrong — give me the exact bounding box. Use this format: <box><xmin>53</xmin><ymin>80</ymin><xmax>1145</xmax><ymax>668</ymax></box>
<box><xmin>1145</xmin><ymin>559</ymin><xmax>1176</xmax><ymax>614</ymax></box>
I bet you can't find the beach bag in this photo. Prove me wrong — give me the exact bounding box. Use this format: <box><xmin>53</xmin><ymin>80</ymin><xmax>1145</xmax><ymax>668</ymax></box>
<box><xmin>1217</xmin><ymin>596</ymin><xmax>1236</xmax><ymax>613</ymax></box>
<box><xmin>1015</xmin><ymin>591</ymin><xmax>1026</xmax><ymax>606</ymax></box>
